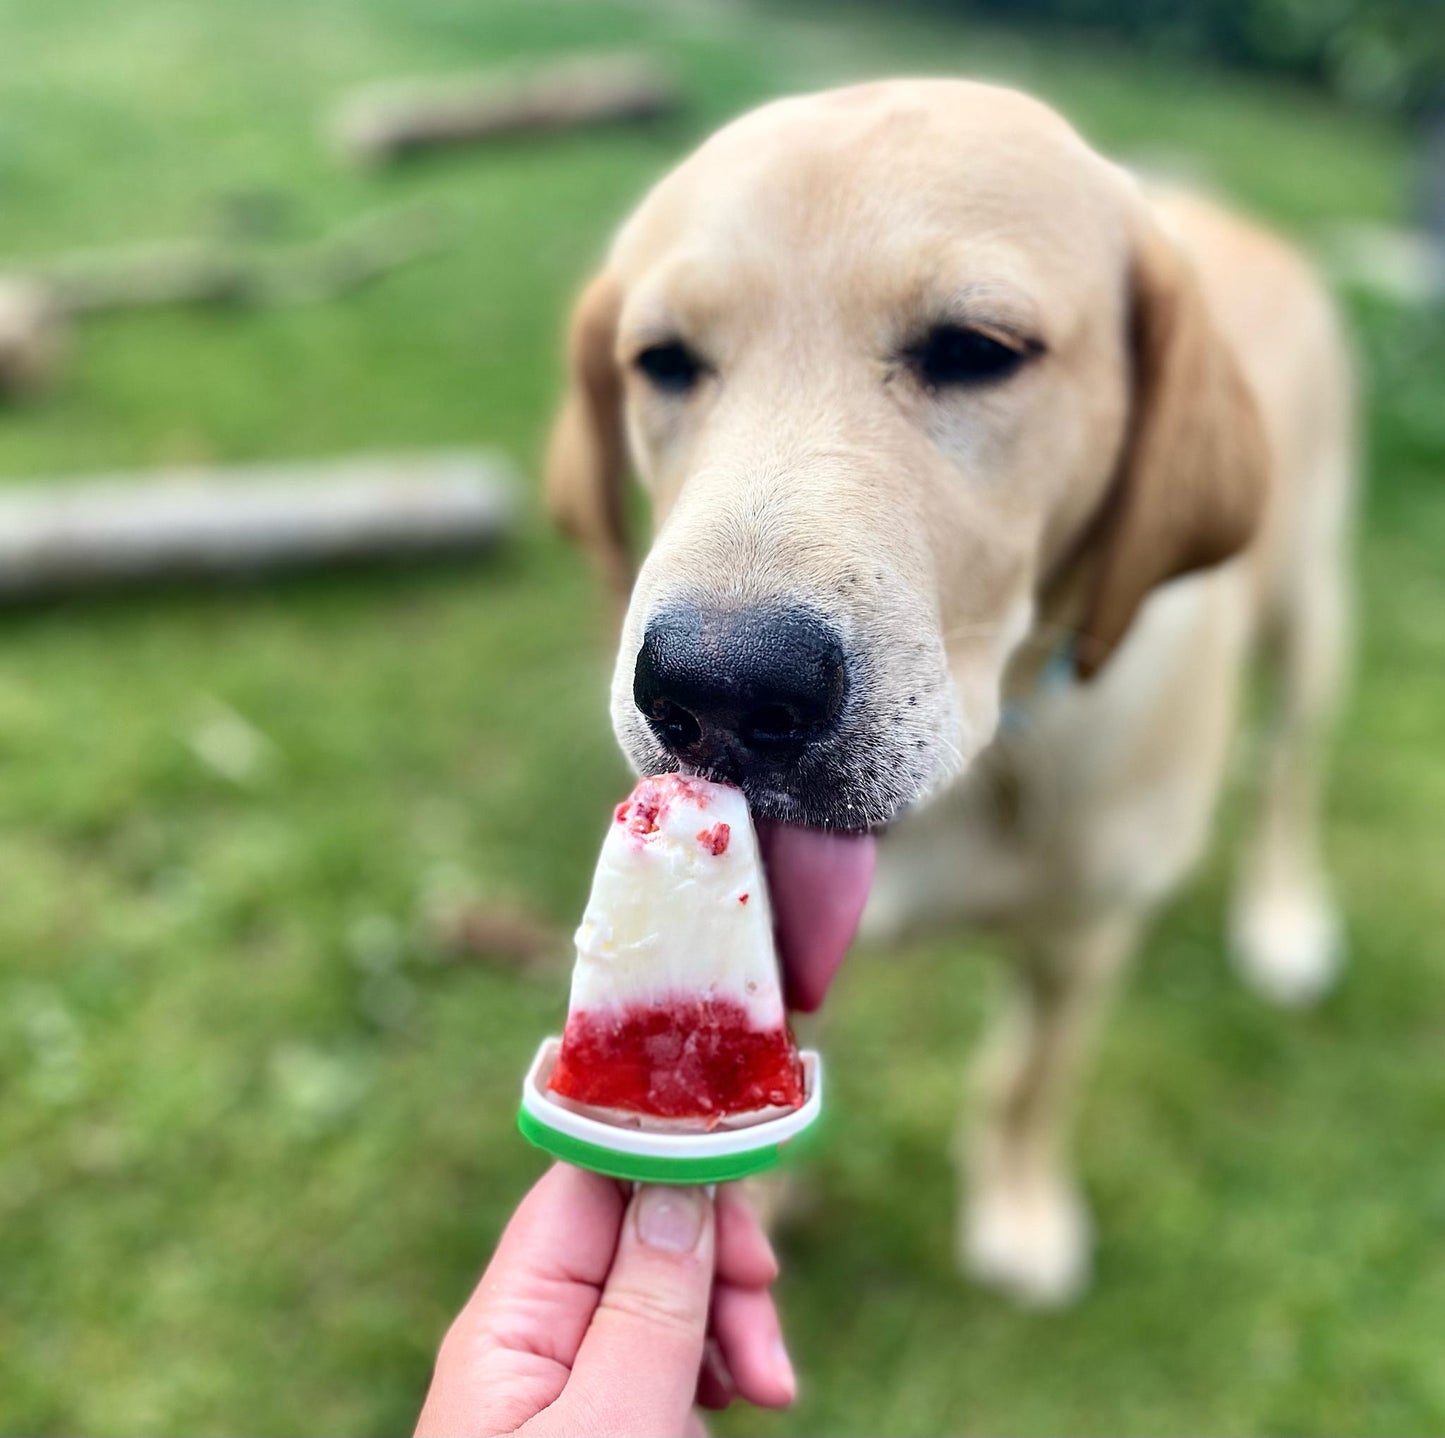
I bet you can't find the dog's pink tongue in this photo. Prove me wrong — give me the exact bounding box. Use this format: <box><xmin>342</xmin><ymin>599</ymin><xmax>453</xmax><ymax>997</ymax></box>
<box><xmin>756</xmin><ymin>820</ymin><xmax>876</xmax><ymax>1013</ymax></box>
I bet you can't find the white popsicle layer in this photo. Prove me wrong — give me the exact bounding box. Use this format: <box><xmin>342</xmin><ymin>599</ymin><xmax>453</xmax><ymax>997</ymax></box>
<box><xmin>568</xmin><ymin>774</ymin><xmax>783</xmax><ymax>1026</ymax></box>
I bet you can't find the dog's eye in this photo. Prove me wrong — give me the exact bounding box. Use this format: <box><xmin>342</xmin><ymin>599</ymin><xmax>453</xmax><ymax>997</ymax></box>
<box><xmin>906</xmin><ymin>324</ymin><xmax>1033</xmax><ymax>389</ymax></box>
<box><xmin>635</xmin><ymin>341</ymin><xmax>703</xmax><ymax>393</ymax></box>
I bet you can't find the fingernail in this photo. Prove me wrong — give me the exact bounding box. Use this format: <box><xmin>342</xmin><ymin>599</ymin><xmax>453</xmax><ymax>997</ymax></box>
<box><xmin>636</xmin><ymin>1184</ymin><xmax>707</xmax><ymax>1253</ymax></box>
<box><xmin>772</xmin><ymin>1336</ymin><xmax>797</xmax><ymax>1402</ymax></box>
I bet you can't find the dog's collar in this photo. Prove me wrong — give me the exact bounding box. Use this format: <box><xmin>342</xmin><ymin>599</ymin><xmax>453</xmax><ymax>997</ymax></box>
<box><xmin>999</xmin><ymin>634</ymin><xmax>1077</xmax><ymax>734</ymax></box>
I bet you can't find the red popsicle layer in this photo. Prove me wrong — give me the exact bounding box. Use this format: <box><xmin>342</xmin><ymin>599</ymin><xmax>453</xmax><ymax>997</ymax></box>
<box><xmin>548</xmin><ymin>995</ymin><xmax>804</xmax><ymax>1121</ymax></box>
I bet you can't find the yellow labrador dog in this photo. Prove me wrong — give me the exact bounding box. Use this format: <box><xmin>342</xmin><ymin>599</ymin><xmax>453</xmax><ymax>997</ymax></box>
<box><xmin>544</xmin><ymin>80</ymin><xmax>1355</xmax><ymax>1304</ymax></box>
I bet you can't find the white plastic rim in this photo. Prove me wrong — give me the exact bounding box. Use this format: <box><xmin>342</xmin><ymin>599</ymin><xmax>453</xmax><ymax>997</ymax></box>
<box><xmin>521</xmin><ymin>1037</ymin><xmax>823</xmax><ymax>1159</ymax></box>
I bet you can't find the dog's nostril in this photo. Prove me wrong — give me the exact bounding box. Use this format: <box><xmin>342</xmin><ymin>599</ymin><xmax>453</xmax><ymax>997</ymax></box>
<box><xmin>647</xmin><ymin>698</ymin><xmax>702</xmax><ymax>750</ymax></box>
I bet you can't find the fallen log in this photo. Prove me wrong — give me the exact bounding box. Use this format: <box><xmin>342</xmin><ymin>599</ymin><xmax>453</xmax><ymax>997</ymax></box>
<box><xmin>30</xmin><ymin>202</ymin><xmax>452</xmax><ymax>317</ymax></box>
<box><xmin>333</xmin><ymin>52</ymin><xmax>679</xmax><ymax>166</ymax></box>
<box><xmin>0</xmin><ymin>449</ymin><xmax>516</xmax><ymax>598</ymax></box>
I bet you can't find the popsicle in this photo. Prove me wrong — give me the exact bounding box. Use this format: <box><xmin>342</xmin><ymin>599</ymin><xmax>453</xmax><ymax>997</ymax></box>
<box><xmin>546</xmin><ymin>773</ymin><xmax>805</xmax><ymax>1130</ymax></box>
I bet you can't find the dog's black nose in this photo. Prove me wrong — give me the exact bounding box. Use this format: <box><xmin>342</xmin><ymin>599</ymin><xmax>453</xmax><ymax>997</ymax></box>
<box><xmin>634</xmin><ymin>604</ymin><xmax>848</xmax><ymax>775</ymax></box>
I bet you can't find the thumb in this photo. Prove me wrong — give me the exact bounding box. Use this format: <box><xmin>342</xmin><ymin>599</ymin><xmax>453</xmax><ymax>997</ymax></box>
<box><xmin>535</xmin><ymin>1185</ymin><xmax>715</xmax><ymax>1438</ymax></box>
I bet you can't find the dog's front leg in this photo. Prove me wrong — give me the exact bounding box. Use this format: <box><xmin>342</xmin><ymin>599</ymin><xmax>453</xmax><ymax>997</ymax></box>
<box><xmin>959</xmin><ymin>908</ymin><xmax>1139</xmax><ymax>1306</ymax></box>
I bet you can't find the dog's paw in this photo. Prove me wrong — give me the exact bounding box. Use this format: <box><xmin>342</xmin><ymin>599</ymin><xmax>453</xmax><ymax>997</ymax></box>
<box><xmin>960</xmin><ymin>1178</ymin><xmax>1092</xmax><ymax>1308</ymax></box>
<box><xmin>1231</xmin><ymin>883</ymin><xmax>1344</xmax><ymax>1007</ymax></box>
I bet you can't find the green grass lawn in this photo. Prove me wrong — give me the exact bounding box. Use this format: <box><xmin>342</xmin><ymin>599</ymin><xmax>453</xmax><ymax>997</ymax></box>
<box><xmin>1</xmin><ymin>1</ymin><xmax>1442</xmax><ymax>1433</ymax></box>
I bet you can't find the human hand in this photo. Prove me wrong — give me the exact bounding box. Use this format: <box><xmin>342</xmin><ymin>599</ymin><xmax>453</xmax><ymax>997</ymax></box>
<box><xmin>415</xmin><ymin>1163</ymin><xmax>795</xmax><ymax>1437</ymax></box>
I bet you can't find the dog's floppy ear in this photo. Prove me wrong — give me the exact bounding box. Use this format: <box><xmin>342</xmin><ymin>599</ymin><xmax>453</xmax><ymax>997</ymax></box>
<box><xmin>544</xmin><ymin>271</ymin><xmax>633</xmax><ymax>601</ymax></box>
<box><xmin>1075</xmin><ymin>216</ymin><xmax>1269</xmax><ymax>679</ymax></box>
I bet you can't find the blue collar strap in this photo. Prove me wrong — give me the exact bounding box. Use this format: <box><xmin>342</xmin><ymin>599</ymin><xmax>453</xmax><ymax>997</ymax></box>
<box><xmin>1000</xmin><ymin>633</ymin><xmax>1077</xmax><ymax>734</ymax></box>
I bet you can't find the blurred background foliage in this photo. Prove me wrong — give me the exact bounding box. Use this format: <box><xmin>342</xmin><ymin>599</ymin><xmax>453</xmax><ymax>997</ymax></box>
<box><xmin>904</xmin><ymin>0</ymin><xmax>1444</xmax><ymax>115</ymax></box>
